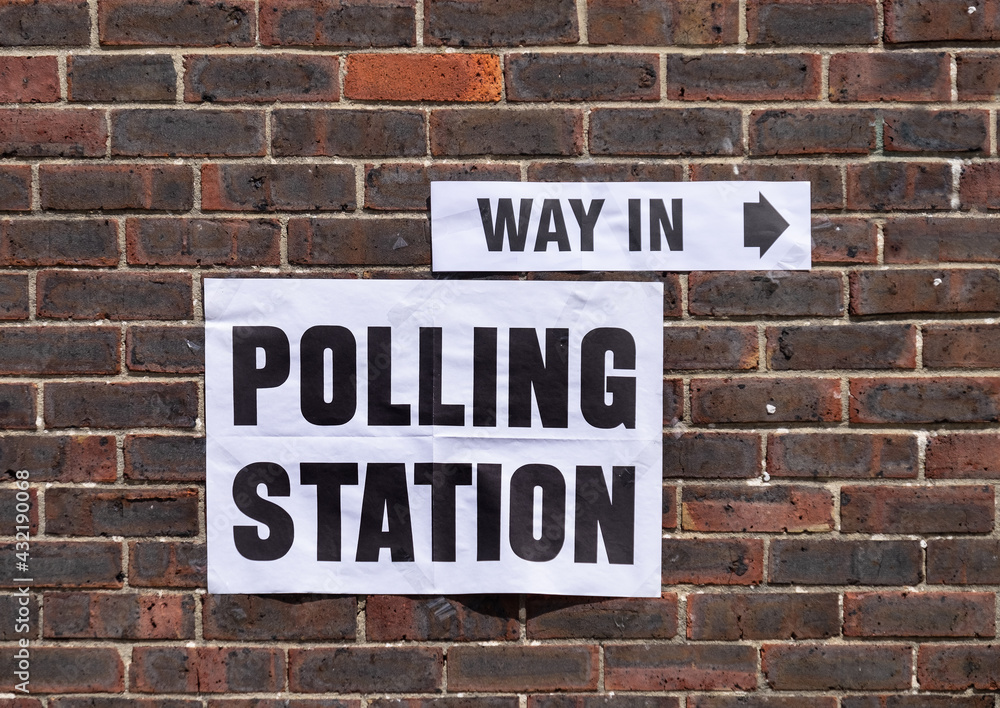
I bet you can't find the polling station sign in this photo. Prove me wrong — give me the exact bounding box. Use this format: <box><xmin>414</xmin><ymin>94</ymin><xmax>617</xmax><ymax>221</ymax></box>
<box><xmin>431</xmin><ymin>180</ymin><xmax>811</xmax><ymax>272</ymax></box>
<box><xmin>205</xmin><ymin>279</ymin><xmax>663</xmax><ymax>596</ymax></box>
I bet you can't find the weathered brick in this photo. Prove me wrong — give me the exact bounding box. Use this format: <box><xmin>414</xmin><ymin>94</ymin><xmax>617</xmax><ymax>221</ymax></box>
<box><xmin>111</xmin><ymin>109</ymin><xmax>265</xmax><ymax>157</ymax></box>
<box><xmin>274</xmin><ymin>109</ymin><xmax>425</xmax><ymax>157</ymax></box>
<box><xmin>0</xmin><ymin>273</ymin><xmax>28</xmax><ymax>320</ymax></box>
<box><xmin>0</xmin><ymin>593</ymin><xmax>39</xmax><ymax>639</ymax></box>
<box><xmin>926</xmin><ymin>433</ymin><xmax>1000</xmax><ymax>478</ymax></box>
<box><xmin>850</xmin><ymin>269</ymin><xmax>1000</xmax><ymax>315</ymax></box>
<box><xmin>125</xmin><ymin>435</ymin><xmax>205</xmax><ymax>482</ymax></box>
<box><xmin>927</xmin><ymin>538</ymin><xmax>1000</xmax><ymax>584</ymax></box>
<box><xmin>527</xmin><ymin>162</ymin><xmax>684</xmax><ymax>182</ymax></box>
<box><xmin>668</xmin><ymin>53</ymin><xmax>821</xmax><ymax>101</ymax></box>
<box><xmin>664</xmin><ymin>377</ymin><xmax>683</xmax><ymax>421</ymax></box>
<box><xmin>201</xmin><ymin>163</ymin><xmax>356</xmax><ymax>212</ymax></box>
<box><xmin>590</xmin><ymin>108</ymin><xmax>741</xmax><ymax>156</ymax></box>
<box><xmin>841</xmin><ymin>484</ymin><xmax>994</xmax><ymax>533</ymax></box>
<box><xmin>918</xmin><ymin>645</ymin><xmax>1000</xmax><ymax>691</ymax></box>
<box><xmin>186</xmin><ymin>54</ymin><xmax>339</xmax><ymax>103</ymax></box>
<box><xmin>526</xmin><ymin>595</ymin><xmax>677</xmax><ymax>639</ymax></box>
<box><xmin>604</xmin><ymin>644</ymin><xmax>756</xmax><ymax>691</ymax></box>
<box><xmin>885</xmin><ymin>216</ymin><xmax>1000</xmax><ymax>263</ymax></box>
<box><xmin>449</xmin><ymin>645</ymin><xmax>597</xmax><ymax>692</ymax></box>
<box><xmin>663</xmin><ymin>432</ymin><xmax>762</xmax><ymax>479</ymax></box>
<box><xmin>347</xmin><ymin>53</ymin><xmax>500</xmax><ymax>102</ymax></box>
<box><xmin>126</xmin><ymin>325</ymin><xmax>204</xmax><ymax>374</ymax></box>
<box><xmin>0</xmin><ymin>647</ymin><xmax>123</xmax><ymax>693</ymax></box>
<box><xmin>53</xmin><ymin>700</ymin><xmax>201</xmax><ymax>708</ymax></box>
<box><xmin>691</xmin><ymin>698</ymin><xmax>836</xmax><ymax>708</ymax></box>
<box><xmin>662</xmin><ymin>538</ymin><xmax>764</xmax><ymax>585</ymax></box>
<box><xmin>766</xmin><ymin>324</ymin><xmax>916</xmax><ymax>370</ymax></box>
<box><xmin>431</xmin><ymin>109</ymin><xmax>583</xmax><ymax>157</ymax></box>
<box><xmin>588</xmin><ymin>0</ymin><xmax>739</xmax><ymax>46</ymax></box>
<box><xmin>0</xmin><ymin>326</ymin><xmax>118</xmax><ymax>375</ymax></box>
<box><xmin>204</xmin><ymin>594</ymin><xmax>356</xmax><ymax>641</ymax></box>
<box><xmin>99</xmin><ymin>0</ymin><xmax>255</xmax><ymax>46</ymax></box>
<box><xmin>847</xmin><ymin>162</ymin><xmax>952</xmax><ymax>211</ymax></box>
<box><xmin>841</xmin><ymin>697</ymin><xmax>991</xmax><ymax>708</ymax></box>
<box><xmin>129</xmin><ymin>541</ymin><xmax>206</xmax><ymax>587</ymax></box>
<box><xmin>0</xmin><ymin>166</ymin><xmax>31</xmax><ymax>211</ymax></box>
<box><xmin>366</xmin><ymin>162</ymin><xmax>520</xmax><ymax>211</ymax></box>
<box><xmin>209</xmin><ymin>702</ymin><xmax>357</xmax><ymax>708</ymax></box>
<box><xmin>40</xmin><ymin>165</ymin><xmax>193</xmax><ymax>211</ymax></box>
<box><xmin>923</xmin><ymin>324</ymin><xmax>1000</xmax><ymax>369</ymax></box>
<box><xmin>288</xmin><ymin>218</ymin><xmax>429</xmax><ymax>266</ymax></box>
<box><xmin>0</xmin><ymin>435</ymin><xmax>116</xmax><ymax>483</ymax></box>
<box><xmin>957</xmin><ymin>52</ymin><xmax>1000</xmax><ymax>100</ymax></box>
<box><xmin>763</xmin><ymin>644</ymin><xmax>911</xmax><ymax>690</ymax></box>
<box><xmin>748</xmin><ymin>0</ymin><xmax>878</xmax><ymax>45</ymax></box>
<box><xmin>45</xmin><ymin>381</ymin><xmax>198</xmax><ymax>429</ymax></box>
<box><xmin>663</xmin><ymin>326</ymin><xmax>758</xmax><ymax>371</ymax></box>
<box><xmin>130</xmin><ymin>647</ymin><xmax>285</xmax><ymax>693</ymax></box>
<box><xmin>43</xmin><ymin>592</ymin><xmax>195</xmax><ymax>639</ymax></box>
<box><xmin>682</xmin><ymin>485</ymin><xmax>834</xmax><ymax>533</ymax></box>
<box><xmin>507</xmin><ymin>53</ymin><xmax>658</xmax><ymax>101</ymax></box>
<box><xmin>46</xmin><ymin>487</ymin><xmax>199</xmax><ymax>537</ymax></box>
<box><xmin>2</xmin><ymin>219</ymin><xmax>118</xmax><ymax>265</ymax></box>
<box><xmin>260</xmin><ymin>0</ymin><xmax>416</xmax><ymax>47</ymax></box>
<box><xmin>0</xmin><ymin>541</ymin><xmax>122</xmax><ymax>589</ymax></box>
<box><xmin>37</xmin><ymin>271</ymin><xmax>193</xmax><ymax>320</ymax></box>
<box><xmin>829</xmin><ymin>52</ymin><xmax>950</xmax><ymax>102</ymax></box>
<box><xmin>691</xmin><ymin>377</ymin><xmax>841</xmax><ymax>424</ymax></box>
<box><xmin>0</xmin><ymin>108</ymin><xmax>107</xmax><ymax>157</ymax></box>
<box><xmin>844</xmin><ymin>591</ymin><xmax>994</xmax><ymax>638</ymax></box>
<box><xmin>68</xmin><ymin>54</ymin><xmax>177</xmax><ymax>102</ymax></box>
<box><xmin>0</xmin><ymin>56</ymin><xmax>59</xmax><ymax>102</ymax></box>
<box><xmin>960</xmin><ymin>162</ymin><xmax>1000</xmax><ymax>209</ymax></box>
<box><xmin>425</xmin><ymin>0</ymin><xmax>578</xmax><ymax>46</ymax></box>
<box><xmin>0</xmin><ymin>0</ymin><xmax>90</xmax><ymax>46</ymax></box>
<box><xmin>127</xmin><ymin>218</ymin><xmax>280</xmax><ymax>267</ymax></box>
<box><xmin>884</xmin><ymin>109</ymin><xmax>989</xmax><ymax>153</ymax></box>
<box><xmin>850</xmin><ymin>377</ymin><xmax>1000</xmax><ymax>424</ymax></box>
<box><xmin>750</xmin><ymin>109</ymin><xmax>875</xmax><ymax>155</ymax></box>
<box><xmin>811</xmin><ymin>217</ymin><xmax>878</xmax><ymax>264</ymax></box>
<box><xmin>688</xmin><ymin>592</ymin><xmax>839</xmax><ymax>640</ymax></box>
<box><xmin>691</xmin><ymin>162</ymin><xmax>843</xmax><ymax>210</ymax></box>
<box><xmin>885</xmin><ymin>0</ymin><xmax>1000</xmax><ymax>43</ymax></box>
<box><xmin>0</xmin><ymin>383</ymin><xmax>35</xmax><ymax>429</ymax></box>
<box><xmin>0</xmin><ymin>486</ymin><xmax>38</xmax><ymax>533</ymax></box>
<box><xmin>367</xmin><ymin>595</ymin><xmax>518</xmax><ymax>641</ymax></box>
<box><xmin>769</xmin><ymin>539</ymin><xmax>922</xmax><ymax>585</ymax></box>
<box><xmin>289</xmin><ymin>647</ymin><xmax>442</xmax><ymax>693</ymax></box>
<box><xmin>663</xmin><ymin>483</ymin><xmax>677</xmax><ymax>529</ymax></box>
<box><xmin>531</xmin><ymin>697</ymin><xmax>678</xmax><ymax>708</ymax></box>
<box><xmin>768</xmin><ymin>432</ymin><xmax>918</xmax><ymax>479</ymax></box>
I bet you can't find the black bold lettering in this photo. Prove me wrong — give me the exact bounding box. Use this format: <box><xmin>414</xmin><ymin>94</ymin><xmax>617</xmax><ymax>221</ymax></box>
<box><xmin>300</xmin><ymin>326</ymin><xmax>357</xmax><ymax>426</ymax></box>
<box><xmin>419</xmin><ymin>327</ymin><xmax>465</xmax><ymax>426</ymax></box>
<box><xmin>509</xmin><ymin>328</ymin><xmax>569</xmax><ymax>428</ymax></box>
<box><xmin>415</xmin><ymin>463</ymin><xmax>472</xmax><ymax>562</ymax></box>
<box><xmin>473</xmin><ymin>327</ymin><xmax>498</xmax><ymax>427</ymax></box>
<box><xmin>508</xmin><ymin>463</ymin><xmax>565</xmax><ymax>562</ymax></box>
<box><xmin>479</xmin><ymin>198</ymin><xmax>532</xmax><ymax>251</ymax></box>
<box><xmin>301</xmin><ymin>463</ymin><xmax>359</xmax><ymax>562</ymax></box>
<box><xmin>628</xmin><ymin>198</ymin><xmax>641</xmax><ymax>251</ymax></box>
<box><xmin>574</xmin><ymin>466</ymin><xmax>635</xmax><ymax>564</ymax></box>
<box><xmin>569</xmin><ymin>199</ymin><xmax>604</xmax><ymax>251</ymax></box>
<box><xmin>580</xmin><ymin>327</ymin><xmax>637</xmax><ymax>429</ymax></box>
<box><xmin>649</xmin><ymin>198</ymin><xmax>683</xmax><ymax>251</ymax></box>
<box><xmin>477</xmin><ymin>464</ymin><xmax>502</xmax><ymax>561</ymax></box>
<box><xmin>232</xmin><ymin>462</ymin><xmax>294</xmax><ymax>561</ymax></box>
<box><xmin>232</xmin><ymin>326</ymin><xmax>290</xmax><ymax>426</ymax></box>
<box><xmin>368</xmin><ymin>327</ymin><xmax>411</xmax><ymax>426</ymax></box>
<box><xmin>534</xmin><ymin>199</ymin><xmax>570</xmax><ymax>251</ymax></box>
<box><xmin>356</xmin><ymin>463</ymin><xmax>414</xmax><ymax>562</ymax></box>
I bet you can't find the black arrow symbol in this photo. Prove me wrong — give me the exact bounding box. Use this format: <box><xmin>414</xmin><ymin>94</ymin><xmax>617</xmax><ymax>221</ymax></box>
<box><xmin>744</xmin><ymin>192</ymin><xmax>789</xmax><ymax>257</ymax></box>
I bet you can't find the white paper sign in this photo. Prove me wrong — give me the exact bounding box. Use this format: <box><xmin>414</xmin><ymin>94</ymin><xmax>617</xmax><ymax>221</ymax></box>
<box><xmin>206</xmin><ymin>279</ymin><xmax>663</xmax><ymax>596</ymax></box>
<box><xmin>431</xmin><ymin>180</ymin><xmax>811</xmax><ymax>272</ymax></box>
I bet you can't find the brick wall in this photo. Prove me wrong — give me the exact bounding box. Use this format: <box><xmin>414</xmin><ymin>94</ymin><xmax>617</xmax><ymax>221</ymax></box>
<box><xmin>2</xmin><ymin>0</ymin><xmax>1000</xmax><ymax>704</ymax></box>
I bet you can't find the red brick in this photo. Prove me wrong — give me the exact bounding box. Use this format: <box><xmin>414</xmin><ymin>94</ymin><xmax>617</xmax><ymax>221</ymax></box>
<box><xmin>960</xmin><ymin>161</ymin><xmax>1000</xmax><ymax>209</ymax></box>
<box><xmin>127</xmin><ymin>218</ymin><xmax>280</xmax><ymax>266</ymax></box>
<box><xmin>260</xmin><ymin>0</ymin><xmax>416</xmax><ymax>47</ymax></box>
<box><xmin>841</xmin><ymin>484</ymin><xmax>994</xmax><ymax>534</ymax></box>
<box><xmin>68</xmin><ymin>54</ymin><xmax>177</xmax><ymax>102</ymax></box>
<box><xmin>917</xmin><ymin>645</ymin><xmax>1000</xmax><ymax>691</ymax></box>
<box><xmin>884</xmin><ymin>109</ymin><xmax>989</xmax><ymax>153</ymax></box>
<box><xmin>668</xmin><ymin>53</ymin><xmax>820</xmax><ymax>101</ymax></box>
<box><xmin>448</xmin><ymin>645</ymin><xmax>597</xmax><ymax>692</ymax></box>
<box><xmin>128</xmin><ymin>541</ymin><xmax>205</xmax><ymax>587</ymax></box>
<box><xmin>185</xmin><ymin>54</ymin><xmax>340</xmax><ymax>103</ymax></box>
<box><xmin>0</xmin><ymin>273</ymin><xmax>28</xmax><ymax>319</ymax></box>
<box><xmin>850</xmin><ymin>376</ymin><xmax>1000</xmax><ymax>424</ymax></box>
<box><xmin>526</xmin><ymin>594</ymin><xmax>677</xmax><ymax>639</ymax></box>
<box><xmin>531</xmin><ymin>698</ymin><xmax>677</xmax><ymax>708</ymax></box>
<box><xmin>748</xmin><ymin>0</ymin><xmax>878</xmax><ymax>45</ymax></box>
<box><xmin>126</xmin><ymin>325</ymin><xmax>204</xmax><ymax>374</ymax></box>
<box><xmin>750</xmin><ymin>108</ymin><xmax>875</xmax><ymax>156</ymax></box>
<box><xmin>365</xmin><ymin>162</ymin><xmax>520</xmax><ymax>211</ymax></box>
<box><xmin>661</xmin><ymin>538</ymin><xmax>764</xmax><ymax>585</ymax></box>
<box><xmin>844</xmin><ymin>591</ymin><xmax>994</xmax><ymax>638</ymax></box>
<box><xmin>0</xmin><ymin>0</ymin><xmax>91</xmax><ymax>46</ymax></box>
<box><xmin>2</xmin><ymin>218</ymin><xmax>118</xmax><ymax>265</ymax></box>
<box><xmin>527</xmin><ymin>162</ymin><xmax>683</xmax><ymax>182</ymax></box>
<box><xmin>663</xmin><ymin>325</ymin><xmax>757</xmax><ymax>371</ymax></box>
<box><xmin>957</xmin><ymin>52</ymin><xmax>1000</xmax><ymax>100</ymax></box>
<box><xmin>274</xmin><ymin>109</ymin><xmax>426</xmax><ymax>157</ymax></box>
<box><xmin>927</xmin><ymin>538</ymin><xmax>1000</xmax><ymax>584</ymax></box>
<box><xmin>0</xmin><ymin>326</ymin><xmax>118</xmax><ymax>375</ymax></box>
<box><xmin>0</xmin><ymin>56</ymin><xmax>59</xmax><ymax>102</ymax></box>
<box><xmin>0</xmin><ymin>383</ymin><xmax>35</xmax><ymax>429</ymax></box>
<box><xmin>40</xmin><ymin>164</ymin><xmax>193</xmax><ymax>211</ymax></box>
<box><xmin>0</xmin><ymin>647</ymin><xmax>123</xmax><ymax>693</ymax></box>
<box><xmin>125</xmin><ymin>435</ymin><xmax>205</xmax><ymax>482</ymax></box>
<box><xmin>688</xmin><ymin>592</ymin><xmax>839</xmax><ymax>640</ymax></box>
<box><xmin>45</xmin><ymin>381</ymin><xmax>198</xmax><ymax>429</ymax></box>
<box><xmin>811</xmin><ymin>217</ymin><xmax>878</xmax><ymax>264</ymax></box>
<box><xmin>0</xmin><ymin>541</ymin><xmax>122</xmax><ymax>589</ymax></box>
<box><xmin>885</xmin><ymin>216</ymin><xmax>1000</xmax><ymax>263</ymax></box>
<box><xmin>347</xmin><ymin>53</ymin><xmax>499</xmax><ymax>102</ymax></box>
<box><xmin>769</xmin><ymin>539</ymin><xmax>922</xmax><ymax>585</ymax></box>
<box><xmin>46</xmin><ymin>487</ymin><xmax>199</xmax><ymax>536</ymax></box>
<box><xmin>425</xmin><ymin>0</ymin><xmax>578</xmax><ymax>46</ymax></box>
<box><xmin>289</xmin><ymin>647</ymin><xmax>442</xmax><ymax>693</ymax></box>
<box><xmin>0</xmin><ymin>435</ymin><xmax>116</xmax><ymax>483</ymax></box>
<box><xmin>202</xmin><ymin>163</ymin><xmax>356</xmax><ymax>212</ymax></box>
<box><xmin>367</xmin><ymin>595</ymin><xmax>518</xmax><ymax>641</ymax></box>
<box><xmin>37</xmin><ymin>270</ymin><xmax>193</xmax><ymax>320</ymax></box>
<box><xmin>130</xmin><ymin>647</ymin><xmax>285</xmax><ymax>693</ymax></box>
<box><xmin>111</xmin><ymin>109</ymin><xmax>265</xmax><ymax>157</ymax></box>
<box><xmin>664</xmin><ymin>377</ymin><xmax>683</xmax><ymax>422</ymax></box>
<box><xmin>204</xmin><ymin>594</ymin><xmax>356</xmax><ymax>640</ymax></box>
<box><xmin>689</xmin><ymin>272</ymin><xmax>843</xmax><ymax>317</ymax></box>
<box><xmin>99</xmin><ymin>0</ymin><xmax>255</xmax><ymax>46</ymax></box>
<box><xmin>663</xmin><ymin>432</ymin><xmax>762</xmax><ymax>479</ymax></box>
<box><xmin>0</xmin><ymin>108</ymin><xmax>107</xmax><ymax>157</ymax></box>
<box><xmin>288</xmin><ymin>218</ymin><xmax>429</xmax><ymax>266</ymax></box>
<box><xmin>841</xmin><ymin>698</ymin><xmax>990</xmax><ymax>708</ymax></box>
<box><xmin>692</xmin><ymin>162</ymin><xmax>843</xmax><ymax>210</ymax></box>
<box><xmin>588</xmin><ymin>0</ymin><xmax>739</xmax><ymax>46</ymax></box>
<box><xmin>691</xmin><ymin>377</ymin><xmax>841</xmax><ymax>424</ymax></box>
<box><xmin>924</xmin><ymin>323</ymin><xmax>1000</xmax><ymax>369</ymax></box>
<box><xmin>766</xmin><ymin>324</ymin><xmax>916</xmax><ymax>370</ymax></box>
<box><xmin>0</xmin><ymin>593</ymin><xmax>39</xmax><ymax>639</ymax></box>
<box><xmin>54</xmin><ymin>701</ymin><xmax>201</xmax><ymax>708</ymax></box>
<box><xmin>663</xmin><ymin>483</ymin><xmax>677</xmax><ymax>529</ymax></box>
<box><xmin>829</xmin><ymin>52</ymin><xmax>950</xmax><ymax>102</ymax></box>
<box><xmin>850</xmin><ymin>269</ymin><xmax>1000</xmax><ymax>315</ymax></box>
<box><xmin>590</xmin><ymin>108</ymin><xmax>741</xmax><ymax>156</ymax></box>
<box><xmin>507</xmin><ymin>53</ymin><xmax>658</xmax><ymax>102</ymax></box>
<box><xmin>767</xmin><ymin>432</ymin><xmax>918</xmax><ymax>479</ymax></box>
<box><xmin>691</xmin><ymin>699</ymin><xmax>836</xmax><ymax>708</ymax></box>
<box><xmin>0</xmin><ymin>166</ymin><xmax>31</xmax><ymax>211</ymax></box>
<box><xmin>431</xmin><ymin>109</ymin><xmax>583</xmax><ymax>157</ymax></box>
<box><xmin>211</xmin><ymin>702</ymin><xmax>356</xmax><ymax>708</ymax></box>
<box><xmin>847</xmin><ymin>162</ymin><xmax>952</xmax><ymax>211</ymax></box>
<box><xmin>763</xmin><ymin>644</ymin><xmax>911</xmax><ymax>690</ymax></box>
<box><xmin>604</xmin><ymin>644</ymin><xmax>756</xmax><ymax>691</ymax></box>
<box><xmin>886</xmin><ymin>0</ymin><xmax>1000</xmax><ymax>43</ymax></box>
<box><xmin>43</xmin><ymin>592</ymin><xmax>195</xmax><ymax>639</ymax></box>
<box><xmin>926</xmin><ymin>433</ymin><xmax>1000</xmax><ymax>478</ymax></box>
<box><xmin>682</xmin><ymin>485</ymin><xmax>834</xmax><ymax>533</ymax></box>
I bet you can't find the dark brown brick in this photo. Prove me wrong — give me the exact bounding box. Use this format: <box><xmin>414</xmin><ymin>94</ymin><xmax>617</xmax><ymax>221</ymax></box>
<box><xmin>0</xmin><ymin>383</ymin><xmax>35</xmax><ymax>429</ymax></box>
<box><xmin>46</xmin><ymin>487</ymin><xmax>200</xmax><ymax>536</ymax></box>
<box><xmin>841</xmin><ymin>697</ymin><xmax>991</xmax><ymax>708</ymax></box>
<box><xmin>208</xmin><ymin>702</ymin><xmax>357</xmax><ymax>708</ymax></box>
<box><xmin>0</xmin><ymin>273</ymin><xmax>28</xmax><ymax>320</ymax></box>
<box><xmin>0</xmin><ymin>166</ymin><xmax>31</xmax><ymax>211</ymax></box>
<box><xmin>43</xmin><ymin>592</ymin><xmax>195</xmax><ymax>639</ymax></box>
<box><xmin>425</xmin><ymin>0</ymin><xmax>578</xmax><ymax>47</ymax></box>
<box><xmin>0</xmin><ymin>486</ymin><xmax>37</xmax><ymax>534</ymax></box>
<box><xmin>663</xmin><ymin>326</ymin><xmax>758</xmax><ymax>371</ymax></box>
<box><xmin>366</xmin><ymin>162</ymin><xmax>520</xmax><ymax>211</ymax></box>
<box><xmin>663</xmin><ymin>432</ymin><xmax>762</xmax><ymax>479</ymax></box>
<box><xmin>926</xmin><ymin>433</ymin><xmax>1000</xmax><ymax>478</ymax></box>
<box><xmin>588</xmin><ymin>0</ymin><xmax>739</xmax><ymax>46</ymax></box>
<box><xmin>691</xmin><ymin>162</ymin><xmax>843</xmax><ymax>210</ymax></box>
<box><xmin>53</xmin><ymin>700</ymin><xmax>201</xmax><ymax>708</ymax></box>
<box><xmin>850</xmin><ymin>376</ymin><xmax>1000</xmax><ymax>424</ymax></box>
<box><xmin>957</xmin><ymin>52</ymin><xmax>1000</xmax><ymax>100</ymax></box>
<box><xmin>201</xmin><ymin>163</ymin><xmax>356</xmax><ymax>212</ymax></box>
<box><xmin>99</xmin><ymin>0</ymin><xmax>255</xmax><ymax>46</ymax></box>
<box><xmin>431</xmin><ymin>109</ymin><xmax>583</xmax><ymax>157</ymax></box>
<box><xmin>604</xmin><ymin>644</ymin><xmax>756</xmax><ymax>691</ymax></box>
<box><xmin>927</xmin><ymin>538</ymin><xmax>1000</xmax><ymax>584</ymax></box>
<box><xmin>130</xmin><ymin>647</ymin><xmax>284</xmax><ymax>693</ymax></box>
<box><xmin>68</xmin><ymin>54</ymin><xmax>177</xmax><ymax>102</ymax></box>
<box><xmin>885</xmin><ymin>0</ymin><xmax>1000</xmax><ymax>43</ymax></box>
<box><xmin>2</xmin><ymin>219</ymin><xmax>118</xmax><ymax>265</ymax></box>
<box><xmin>923</xmin><ymin>324</ymin><xmax>1000</xmax><ymax>369</ymax></box>
<box><xmin>763</xmin><ymin>644</ymin><xmax>911</xmax><ymax>690</ymax></box>
<box><xmin>918</xmin><ymin>645</ymin><xmax>1000</xmax><ymax>691</ymax></box>
<box><xmin>768</xmin><ymin>432</ymin><xmax>918</xmax><ymax>479</ymax></box>
<box><xmin>663</xmin><ymin>483</ymin><xmax>677</xmax><ymax>529</ymax></box>
<box><xmin>769</xmin><ymin>539</ymin><xmax>922</xmax><ymax>585</ymax></box>
<box><xmin>129</xmin><ymin>541</ymin><xmax>206</xmax><ymax>587</ymax></box>
<box><xmin>0</xmin><ymin>108</ymin><xmax>107</xmax><ymax>157</ymax></box>
<box><xmin>185</xmin><ymin>54</ymin><xmax>339</xmax><ymax>103</ymax></box>
<box><xmin>668</xmin><ymin>53</ymin><xmax>821</xmax><ymax>101</ymax></box>
<box><xmin>367</xmin><ymin>595</ymin><xmax>518</xmax><ymax>641</ymax></box>
<box><xmin>884</xmin><ymin>109</ymin><xmax>989</xmax><ymax>154</ymax></box>
<box><xmin>850</xmin><ymin>269</ymin><xmax>1000</xmax><ymax>315</ymax></box>
<box><xmin>289</xmin><ymin>647</ymin><xmax>442</xmax><ymax>693</ymax></box>
<box><xmin>812</xmin><ymin>216</ymin><xmax>877</xmax><ymax>264</ymax></box>
<box><xmin>204</xmin><ymin>594</ymin><xmax>356</xmax><ymax>641</ymax></box>
<box><xmin>0</xmin><ymin>0</ymin><xmax>91</xmax><ymax>46</ymax></box>
<box><xmin>690</xmin><ymin>272</ymin><xmax>844</xmax><ymax>317</ymax></box>
<box><xmin>527</xmin><ymin>162</ymin><xmax>683</xmax><ymax>182</ymax></box>
<box><xmin>0</xmin><ymin>435</ymin><xmax>116</xmax><ymax>483</ymax></box>
<box><xmin>691</xmin><ymin>377</ymin><xmax>841</xmax><ymax>424</ymax></box>
<box><xmin>688</xmin><ymin>592</ymin><xmax>839</xmax><ymax>640</ymax></box>
<box><xmin>0</xmin><ymin>541</ymin><xmax>122</xmax><ymax>589</ymax></box>
<box><xmin>526</xmin><ymin>595</ymin><xmax>677</xmax><ymax>639</ymax></box>
<box><xmin>662</xmin><ymin>538</ymin><xmax>764</xmax><ymax>585</ymax></box>
<box><xmin>127</xmin><ymin>218</ymin><xmax>280</xmax><ymax>266</ymax></box>
<box><xmin>682</xmin><ymin>485</ymin><xmax>834</xmax><ymax>532</ymax></box>
<box><xmin>841</xmin><ymin>484</ymin><xmax>994</xmax><ymax>534</ymax></box>
<box><xmin>40</xmin><ymin>165</ymin><xmax>193</xmax><ymax>211</ymax></box>
<box><xmin>750</xmin><ymin>109</ymin><xmax>875</xmax><ymax>155</ymax></box>
<box><xmin>111</xmin><ymin>109</ymin><xmax>265</xmax><ymax>157</ymax></box>
<box><xmin>126</xmin><ymin>325</ymin><xmax>204</xmax><ymax>374</ymax></box>
<box><xmin>0</xmin><ymin>326</ymin><xmax>118</xmax><ymax>375</ymax></box>
<box><xmin>507</xmin><ymin>53</ymin><xmax>658</xmax><ymax>101</ymax></box>
<box><xmin>274</xmin><ymin>109</ymin><xmax>425</xmax><ymax>157</ymax></box>
<box><xmin>531</xmin><ymin>697</ymin><xmax>678</xmax><ymax>708</ymax></box>
<box><xmin>748</xmin><ymin>0</ymin><xmax>878</xmax><ymax>45</ymax></box>
<box><xmin>0</xmin><ymin>647</ymin><xmax>123</xmax><ymax>693</ymax></box>
<box><xmin>885</xmin><ymin>216</ymin><xmax>1000</xmax><ymax>263</ymax></box>
<box><xmin>37</xmin><ymin>270</ymin><xmax>193</xmax><ymax>320</ymax></box>
<box><xmin>590</xmin><ymin>108</ymin><xmax>741</xmax><ymax>156</ymax></box>
<box><xmin>847</xmin><ymin>162</ymin><xmax>952</xmax><ymax>211</ymax></box>
<box><xmin>829</xmin><ymin>52</ymin><xmax>950</xmax><ymax>102</ymax></box>
<box><xmin>844</xmin><ymin>591</ymin><xmax>994</xmax><ymax>638</ymax></box>
<box><xmin>45</xmin><ymin>381</ymin><xmax>198</xmax><ymax>429</ymax></box>
<box><xmin>288</xmin><ymin>217</ymin><xmax>429</xmax><ymax>266</ymax></box>
<box><xmin>960</xmin><ymin>161</ymin><xmax>1000</xmax><ymax>209</ymax></box>
<box><xmin>0</xmin><ymin>56</ymin><xmax>59</xmax><ymax>102</ymax></box>
<box><xmin>766</xmin><ymin>324</ymin><xmax>916</xmax><ymax>370</ymax></box>
<box><xmin>691</xmin><ymin>698</ymin><xmax>836</xmax><ymax>708</ymax></box>
<box><xmin>260</xmin><ymin>0</ymin><xmax>416</xmax><ymax>47</ymax></box>
<box><xmin>448</xmin><ymin>645</ymin><xmax>597</xmax><ymax>692</ymax></box>
<box><xmin>125</xmin><ymin>435</ymin><xmax>205</xmax><ymax>482</ymax></box>
<box><xmin>0</xmin><ymin>593</ymin><xmax>39</xmax><ymax>639</ymax></box>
